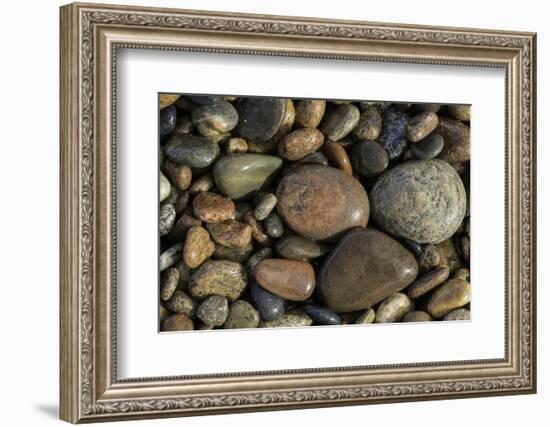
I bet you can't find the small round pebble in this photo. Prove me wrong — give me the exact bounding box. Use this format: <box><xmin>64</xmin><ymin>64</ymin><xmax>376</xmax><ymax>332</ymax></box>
<box><xmin>193</xmin><ymin>192</ymin><xmax>235</xmax><ymax>223</ymax></box>
<box><xmin>407</xmin><ymin>266</ymin><xmax>450</xmax><ymax>299</ymax></box>
<box><xmin>427</xmin><ymin>279</ymin><xmax>471</xmax><ymax>318</ymax></box>
<box><xmin>302</xmin><ymin>305</ymin><xmax>341</xmax><ymax>325</ymax></box>
<box><xmin>275</xmin><ymin>235</ymin><xmax>328</xmax><ymax>260</ymax></box>
<box><xmin>166</xmin><ymin>290</ymin><xmax>196</xmax><ymax>317</ymax></box>
<box><xmin>161</xmin><ymin>313</ymin><xmax>193</xmax><ymax>332</ymax></box>
<box><xmin>224</xmin><ymin>300</ymin><xmax>260</xmax><ymax>329</ymax></box>
<box><xmin>375</xmin><ymin>293</ymin><xmax>414</xmax><ymax>323</ymax></box>
<box><xmin>403</xmin><ymin>311</ymin><xmax>433</xmax><ymax>322</ymax></box>
<box><xmin>411</xmin><ymin>133</ymin><xmax>444</xmax><ymax>160</ymax></box>
<box><xmin>264</xmin><ymin>212</ymin><xmax>284</xmax><ymax>238</ymax></box>
<box><xmin>349</xmin><ymin>141</ymin><xmax>389</xmax><ymax>177</ymax></box>
<box><xmin>320</xmin><ymin>104</ymin><xmax>360</xmax><ymax>141</ymax></box>
<box><xmin>355</xmin><ymin>308</ymin><xmax>376</xmax><ymax>324</ymax></box>
<box><xmin>207</xmin><ymin>220</ymin><xmax>253</xmax><ymax>248</ymax></box>
<box><xmin>250</xmin><ymin>282</ymin><xmax>286</xmax><ymax>321</ymax></box>
<box><xmin>254</xmin><ymin>193</ymin><xmax>278</xmax><ymax>221</ymax></box>
<box><xmin>226</xmin><ymin>137</ymin><xmax>248</xmax><ymax>154</ymax></box>
<box><xmin>183</xmin><ymin>226</ymin><xmax>215</xmax><ymax>268</ymax></box>
<box><xmin>352</xmin><ymin>107</ymin><xmax>382</xmax><ymax>141</ymax></box>
<box><xmin>191</xmin><ymin>101</ymin><xmax>238</xmax><ymax>137</ymax></box>
<box><xmin>160</xmin><ymin>267</ymin><xmax>179</xmax><ymax>301</ymax></box>
<box><xmin>197</xmin><ymin>295</ymin><xmax>229</xmax><ymax>326</ymax></box>
<box><xmin>163</xmin><ymin>161</ymin><xmax>192</xmax><ymax>191</ymax></box>
<box><xmin>159</xmin><ymin>204</ymin><xmax>176</xmax><ymax>236</ymax></box>
<box><xmin>160</xmin><ymin>172</ymin><xmax>171</xmax><ymax>202</ymax></box>
<box><xmin>278</xmin><ymin>128</ymin><xmax>324</xmax><ymax>161</ymax></box>
<box><xmin>189</xmin><ymin>173</ymin><xmax>214</xmax><ymax>194</ymax></box>
<box><xmin>294</xmin><ymin>99</ymin><xmax>326</xmax><ymax>128</ymax></box>
<box><xmin>406</xmin><ymin>112</ymin><xmax>438</xmax><ymax>142</ymax></box>
<box><xmin>443</xmin><ymin>308</ymin><xmax>470</xmax><ymax>321</ymax></box>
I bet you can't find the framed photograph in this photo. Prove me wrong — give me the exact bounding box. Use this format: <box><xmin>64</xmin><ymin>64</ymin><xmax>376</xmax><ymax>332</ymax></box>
<box><xmin>60</xmin><ymin>2</ymin><xmax>537</xmax><ymax>423</ymax></box>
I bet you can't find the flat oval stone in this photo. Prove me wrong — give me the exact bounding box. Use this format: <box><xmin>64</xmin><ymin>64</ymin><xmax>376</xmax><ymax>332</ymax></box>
<box><xmin>295</xmin><ymin>99</ymin><xmax>326</xmax><ymax>128</ymax></box>
<box><xmin>191</xmin><ymin>101</ymin><xmax>238</xmax><ymax>136</ymax></box>
<box><xmin>406</xmin><ymin>112</ymin><xmax>439</xmax><ymax>142</ymax></box>
<box><xmin>407</xmin><ymin>266</ymin><xmax>450</xmax><ymax>299</ymax></box>
<box><xmin>378</xmin><ymin>107</ymin><xmax>409</xmax><ymax>159</ymax></box>
<box><xmin>161</xmin><ymin>314</ymin><xmax>193</xmax><ymax>332</ymax></box>
<box><xmin>264</xmin><ymin>212</ymin><xmax>284</xmax><ymax>238</ymax></box>
<box><xmin>352</xmin><ymin>107</ymin><xmax>382</xmax><ymax>141</ymax></box>
<box><xmin>302</xmin><ymin>305</ymin><xmax>341</xmax><ymax>325</ymax></box>
<box><xmin>278</xmin><ymin>128</ymin><xmax>324</xmax><ymax>161</ymax></box>
<box><xmin>276</xmin><ymin>165</ymin><xmax>369</xmax><ymax>241</ymax></box>
<box><xmin>192</xmin><ymin>192</ymin><xmax>235</xmax><ymax>223</ymax></box>
<box><xmin>160</xmin><ymin>243</ymin><xmax>183</xmax><ymax>271</ymax></box>
<box><xmin>320</xmin><ymin>104</ymin><xmax>360</xmax><ymax>141</ymax></box>
<box><xmin>254</xmin><ymin>193</ymin><xmax>278</xmax><ymax>221</ymax></box>
<box><xmin>160</xmin><ymin>105</ymin><xmax>177</xmax><ymax>136</ymax></box>
<box><xmin>436</xmin><ymin>116</ymin><xmax>470</xmax><ymax>163</ymax></box>
<box><xmin>403</xmin><ymin>310</ymin><xmax>433</xmax><ymax>322</ymax></box>
<box><xmin>259</xmin><ymin>312</ymin><xmax>312</xmax><ymax>328</ymax></box>
<box><xmin>255</xmin><ymin>259</ymin><xmax>315</xmax><ymax>301</ymax></box>
<box><xmin>213</xmin><ymin>154</ymin><xmax>283</xmax><ymax>200</ymax></box>
<box><xmin>275</xmin><ymin>235</ymin><xmax>328</xmax><ymax>260</ymax></box>
<box><xmin>159</xmin><ymin>204</ymin><xmax>176</xmax><ymax>236</ymax></box>
<box><xmin>189</xmin><ymin>260</ymin><xmax>247</xmax><ymax>301</ymax></box>
<box><xmin>224</xmin><ymin>300</ymin><xmax>260</xmax><ymax>329</ymax></box>
<box><xmin>375</xmin><ymin>293</ymin><xmax>414</xmax><ymax>323</ymax></box>
<box><xmin>164</xmin><ymin>134</ymin><xmax>220</xmax><ymax>168</ymax></box>
<box><xmin>197</xmin><ymin>295</ymin><xmax>229</xmax><ymax>326</ymax></box>
<box><xmin>349</xmin><ymin>141</ymin><xmax>389</xmax><ymax>177</ymax></box>
<box><xmin>250</xmin><ymin>282</ymin><xmax>286</xmax><ymax>321</ymax></box>
<box><xmin>300</xmin><ymin>152</ymin><xmax>329</xmax><ymax>166</ymax></box>
<box><xmin>427</xmin><ymin>278</ymin><xmax>471</xmax><ymax>318</ymax></box>
<box><xmin>411</xmin><ymin>133</ymin><xmax>444</xmax><ymax>160</ymax></box>
<box><xmin>317</xmin><ymin>228</ymin><xmax>418</xmax><ymax>313</ymax></box>
<box><xmin>207</xmin><ymin>220</ymin><xmax>253</xmax><ymax>248</ymax></box>
<box><xmin>370</xmin><ymin>159</ymin><xmax>467</xmax><ymax>244</ymax></box>
<box><xmin>236</xmin><ymin>98</ymin><xmax>287</xmax><ymax>142</ymax></box>
<box><xmin>160</xmin><ymin>267</ymin><xmax>179</xmax><ymax>301</ymax></box>
<box><xmin>183</xmin><ymin>226</ymin><xmax>215</xmax><ymax>268</ymax></box>
<box><xmin>324</xmin><ymin>141</ymin><xmax>353</xmax><ymax>175</ymax></box>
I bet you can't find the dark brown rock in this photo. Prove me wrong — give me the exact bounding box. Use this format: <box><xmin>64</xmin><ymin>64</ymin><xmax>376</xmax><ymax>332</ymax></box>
<box><xmin>161</xmin><ymin>313</ymin><xmax>194</xmax><ymax>332</ymax></box>
<box><xmin>206</xmin><ymin>220</ymin><xmax>253</xmax><ymax>248</ymax></box>
<box><xmin>255</xmin><ymin>259</ymin><xmax>316</xmax><ymax>301</ymax></box>
<box><xmin>277</xmin><ymin>165</ymin><xmax>369</xmax><ymax>241</ymax></box>
<box><xmin>436</xmin><ymin>116</ymin><xmax>470</xmax><ymax>163</ymax></box>
<box><xmin>407</xmin><ymin>266</ymin><xmax>450</xmax><ymax>299</ymax></box>
<box><xmin>317</xmin><ymin>228</ymin><xmax>418</xmax><ymax>312</ymax></box>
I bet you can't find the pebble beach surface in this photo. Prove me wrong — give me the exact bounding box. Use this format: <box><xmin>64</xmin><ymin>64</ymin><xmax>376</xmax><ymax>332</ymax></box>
<box><xmin>158</xmin><ymin>94</ymin><xmax>471</xmax><ymax>331</ymax></box>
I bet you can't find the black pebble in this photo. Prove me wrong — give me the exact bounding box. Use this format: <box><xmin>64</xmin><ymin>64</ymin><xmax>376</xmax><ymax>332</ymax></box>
<box><xmin>302</xmin><ymin>305</ymin><xmax>341</xmax><ymax>325</ymax></box>
<box><xmin>251</xmin><ymin>283</ymin><xmax>287</xmax><ymax>321</ymax></box>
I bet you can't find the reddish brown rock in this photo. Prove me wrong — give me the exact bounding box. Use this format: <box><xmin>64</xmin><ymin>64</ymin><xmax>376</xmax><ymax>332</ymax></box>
<box><xmin>192</xmin><ymin>192</ymin><xmax>235</xmax><ymax>223</ymax></box>
<box><xmin>207</xmin><ymin>220</ymin><xmax>253</xmax><ymax>248</ymax></box>
<box><xmin>276</xmin><ymin>165</ymin><xmax>369</xmax><ymax>241</ymax></box>
<box><xmin>255</xmin><ymin>259</ymin><xmax>315</xmax><ymax>301</ymax></box>
<box><xmin>278</xmin><ymin>128</ymin><xmax>324</xmax><ymax>161</ymax></box>
<box><xmin>317</xmin><ymin>228</ymin><xmax>418</xmax><ymax>312</ymax></box>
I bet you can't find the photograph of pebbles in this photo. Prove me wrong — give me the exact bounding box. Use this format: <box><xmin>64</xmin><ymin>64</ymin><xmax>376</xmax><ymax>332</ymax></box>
<box><xmin>158</xmin><ymin>93</ymin><xmax>471</xmax><ymax>332</ymax></box>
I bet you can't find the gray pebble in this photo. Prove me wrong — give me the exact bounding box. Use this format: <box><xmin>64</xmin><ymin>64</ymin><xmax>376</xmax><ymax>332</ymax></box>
<box><xmin>320</xmin><ymin>104</ymin><xmax>360</xmax><ymax>141</ymax></box>
<box><xmin>160</xmin><ymin>267</ymin><xmax>179</xmax><ymax>301</ymax></box>
<box><xmin>166</xmin><ymin>290</ymin><xmax>196</xmax><ymax>317</ymax></box>
<box><xmin>159</xmin><ymin>204</ymin><xmax>176</xmax><ymax>236</ymax></box>
<box><xmin>254</xmin><ymin>193</ymin><xmax>278</xmax><ymax>220</ymax></box>
<box><xmin>197</xmin><ymin>295</ymin><xmax>229</xmax><ymax>326</ymax></box>
<box><xmin>160</xmin><ymin>243</ymin><xmax>183</xmax><ymax>271</ymax></box>
<box><xmin>411</xmin><ymin>133</ymin><xmax>444</xmax><ymax>160</ymax></box>
<box><xmin>224</xmin><ymin>300</ymin><xmax>260</xmax><ymax>329</ymax></box>
<box><xmin>264</xmin><ymin>212</ymin><xmax>284</xmax><ymax>238</ymax></box>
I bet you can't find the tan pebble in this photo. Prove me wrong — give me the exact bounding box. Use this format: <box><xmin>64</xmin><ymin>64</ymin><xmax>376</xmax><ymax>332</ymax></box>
<box><xmin>160</xmin><ymin>267</ymin><xmax>180</xmax><ymax>301</ymax></box>
<box><xmin>278</xmin><ymin>128</ymin><xmax>325</xmax><ymax>161</ymax></box>
<box><xmin>174</xmin><ymin>190</ymin><xmax>190</xmax><ymax>214</ymax></box>
<box><xmin>375</xmin><ymin>293</ymin><xmax>414</xmax><ymax>323</ymax></box>
<box><xmin>207</xmin><ymin>220</ymin><xmax>253</xmax><ymax>248</ymax></box>
<box><xmin>403</xmin><ymin>310</ymin><xmax>433</xmax><ymax>322</ymax></box>
<box><xmin>183</xmin><ymin>226</ymin><xmax>215</xmax><ymax>268</ymax></box>
<box><xmin>165</xmin><ymin>290</ymin><xmax>197</xmax><ymax>317</ymax></box>
<box><xmin>226</xmin><ymin>137</ymin><xmax>248</xmax><ymax>154</ymax></box>
<box><xmin>352</xmin><ymin>107</ymin><xmax>382</xmax><ymax>141</ymax></box>
<box><xmin>294</xmin><ymin>99</ymin><xmax>326</xmax><ymax>128</ymax></box>
<box><xmin>159</xmin><ymin>94</ymin><xmax>179</xmax><ymax>109</ymax></box>
<box><xmin>454</xmin><ymin>268</ymin><xmax>470</xmax><ymax>282</ymax></box>
<box><xmin>447</xmin><ymin>105</ymin><xmax>470</xmax><ymax>122</ymax></box>
<box><xmin>163</xmin><ymin>160</ymin><xmax>192</xmax><ymax>191</ymax></box>
<box><xmin>324</xmin><ymin>141</ymin><xmax>353</xmax><ymax>175</ymax></box>
<box><xmin>418</xmin><ymin>244</ymin><xmax>441</xmax><ymax>272</ymax></box>
<box><xmin>159</xmin><ymin>304</ymin><xmax>168</xmax><ymax>323</ymax></box>
<box><xmin>406</xmin><ymin>112</ymin><xmax>439</xmax><ymax>142</ymax></box>
<box><xmin>443</xmin><ymin>308</ymin><xmax>470</xmax><ymax>321</ymax></box>
<box><xmin>189</xmin><ymin>260</ymin><xmax>247</xmax><ymax>301</ymax></box>
<box><xmin>193</xmin><ymin>192</ymin><xmax>235</xmax><ymax>223</ymax></box>
<box><xmin>436</xmin><ymin>239</ymin><xmax>462</xmax><ymax>274</ymax></box>
<box><xmin>355</xmin><ymin>308</ymin><xmax>376</xmax><ymax>324</ymax></box>
<box><xmin>161</xmin><ymin>313</ymin><xmax>194</xmax><ymax>331</ymax></box>
<box><xmin>189</xmin><ymin>173</ymin><xmax>214</xmax><ymax>194</ymax></box>
<box><xmin>427</xmin><ymin>279</ymin><xmax>471</xmax><ymax>318</ymax></box>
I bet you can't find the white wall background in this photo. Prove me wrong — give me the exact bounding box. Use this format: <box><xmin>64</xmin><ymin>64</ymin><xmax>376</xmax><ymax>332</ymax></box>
<box><xmin>0</xmin><ymin>0</ymin><xmax>546</xmax><ymax>425</ymax></box>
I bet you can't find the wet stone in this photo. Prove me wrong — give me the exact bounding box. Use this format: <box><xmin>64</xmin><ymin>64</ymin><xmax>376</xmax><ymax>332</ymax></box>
<box><xmin>264</xmin><ymin>212</ymin><xmax>284</xmax><ymax>238</ymax></box>
<box><xmin>411</xmin><ymin>133</ymin><xmax>444</xmax><ymax>160</ymax></box>
<box><xmin>318</xmin><ymin>228</ymin><xmax>418</xmax><ymax>313</ymax></box>
<box><xmin>276</xmin><ymin>165</ymin><xmax>369</xmax><ymax>241</ymax></box>
<box><xmin>259</xmin><ymin>312</ymin><xmax>312</xmax><ymax>328</ymax></box>
<box><xmin>370</xmin><ymin>159</ymin><xmax>467</xmax><ymax>244</ymax></box>
<box><xmin>320</xmin><ymin>104</ymin><xmax>360</xmax><ymax>141</ymax></box>
<box><xmin>254</xmin><ymin>193</ymin><xmax>278</xmax><ymax>221</ymax></box>
<box><xmin>275</xmin><ymin>235</ymin><xmax>328</xmax><ymax>260</ymax></box>
<box><xmin>166</xmin><ymin>290</ymin><xmax>196</xmax><ymax>317</ymax></box>
<box><xmin>189</xmin><ymin>260</ymin><xmax>247</xmax><ymax>301</ymax></box>
<box><xmin>349</xmin><ymin>141</ymin><xmax>389</xmax><ymax>177</ymax></box>
<box><xmin>207</xmin><ymin>220</ymin><xmax>253</xmax><ymax>248</ymax></box>
<box><xmin>161</xmin><ymin>313</ymin><xmax>194</xmax><ymax>332</ymax></box>
<box><xmin>250</xmin><ymin>282</ymin><xmax>286</xmax><ymax>321</ymax></box>
<box><xmin>302</xmin><ymin>305</ymin><xmax>341</xmax><ymax>325</ymax></box>
<box><xmin>164</xmin><ymin>134</ymin><xmax>220</xmax><ymax>168</ymax></box>
<box><xmin>224</xmin><ymin>300</ymin><xmax>260</xmax><ymax>329</ymax></box>
<box><xmin>407</xmin><ymin>266</ymin><xmax>450</xmax><ymax>299</ymax></box>
<box><xmin>352</xmin><ymin>107</ymin><xmax>382</xmax><ymax>141</ymax></box>
<box><xmin>427</xmin><ymin>278</ymin><xmax>471</xmax><ymax>318</ymax></box>
<box><xmin>160</xmin><ymin>105</ymin><xmax>177</xmax><ymax>136</ymax></box>
<box><xmin>191</xmin><ymin>101</ymin><xmax>238</xmax><ymax>137</ymax></box>
<box><xmin>378</xmin><ymin>107</ymin><xmax>409</xmax><ymax>160</ymax></box>
<box><xmin>197</xmin><ymin>295</ymin><xmax>229</xmax><ymax>326</ymax></box>
<box><xmin>406</xmin><ymin>112</ymin><xmax>439</xmax><ymax>142</ymax></box>
<box><xmin>213</xmin><ymin>154</ymin><xmax>283</xmax><ymax>200</ymax></box>
<box><xmin>236</xmin><ymin>97</ymin><xmax>287</xmax><ymax>142</ymax></box>
<box><xmin>294</xmin><ymin>99</ymin><xmax>326</xmax><ymax>128</ymax></box>
<box><xmin>255</xmin><ymin>259</ymin><xmax>316</xmax><ymax>301</ymax></box>
<box><xmin>159</xmin><ymin>204</ymin><xmax>176</xmax><ymax>236</ymax></box>
<box><xmin>183</xmin><ymin>226</ymin><xmax>215</xmax><ymax>268</ymax></box>
<box><xmin>160</xmin><ymin>267</ymin><xmax>179</xmax><ymax>301</ymax></box>
<box><xmin>375</xmin><ymin>293</ymin><xmax>414</xmax><ymax>323</ymax></box>
<box><xmin>403</xmin><ymin>310</ymin><xmax>433</xmax><ymax>322</ymax></box>
<box><xmin>278</xmin><ymin>128</ymin><xmax>324</xmax><ymax>161</ymax></box>
<box><xmin>192</xmin><ymin>192</ymin><xmax>235</xmax><ymax>223</ymax></box>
